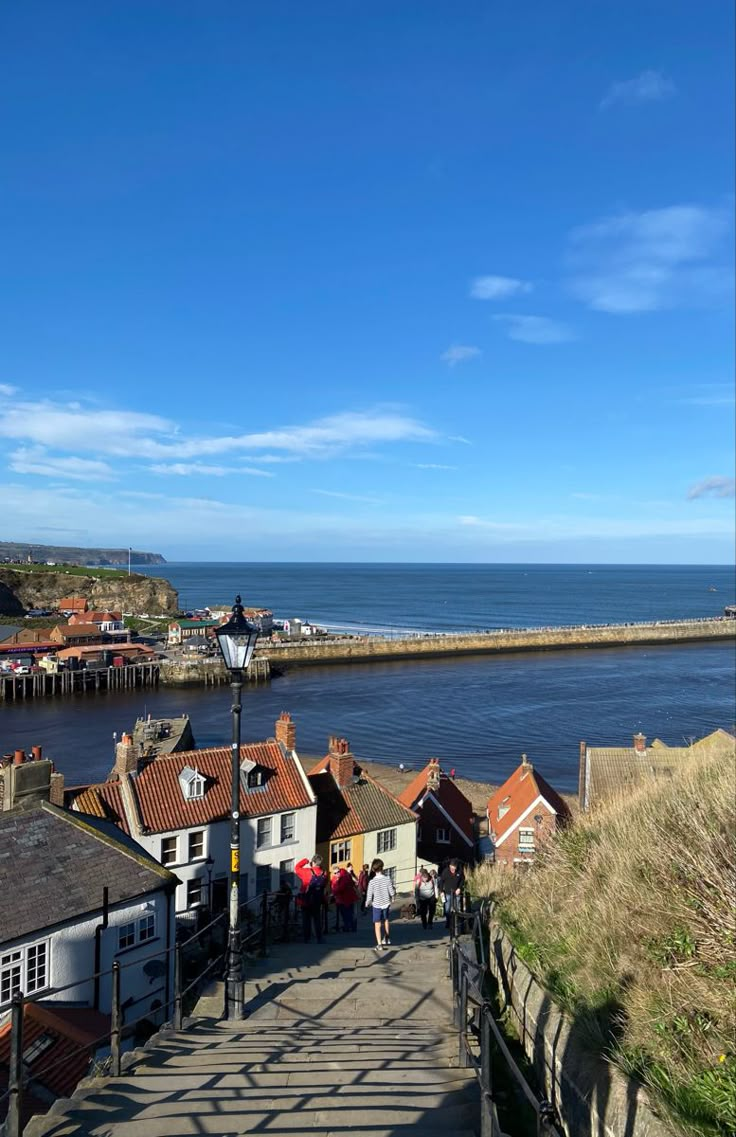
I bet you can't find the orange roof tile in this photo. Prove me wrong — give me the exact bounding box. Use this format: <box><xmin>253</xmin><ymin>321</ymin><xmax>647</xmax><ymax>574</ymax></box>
<box><xmin>74</xmin><ymin>742</ymin><xmax>314</xmax><ymax>836</ymax></box>
<box><xmin>487</xmin><ymin>760</ymin><xmax>571</xmax><ymax>847</ymax></box>
<box><xmin>308</xmin><ymin>757</ymin><xmax>417</xmax><ymax>842</ymax></box>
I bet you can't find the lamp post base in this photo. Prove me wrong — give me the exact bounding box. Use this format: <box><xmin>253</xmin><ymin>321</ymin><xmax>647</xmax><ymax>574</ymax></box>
<box><xmin>225</xmin><ymin>977</ymin><xmax>245</xmax><ymax>1022</ymax></box>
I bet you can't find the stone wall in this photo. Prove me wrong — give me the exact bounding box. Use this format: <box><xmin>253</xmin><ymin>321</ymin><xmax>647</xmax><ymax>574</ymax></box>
<box><xmin>259</xmin><ymin>619</ymin><xmax>733</xmax><ymax>668</ymax></box>
<box><xmin>488</xmin><ymin>923</ymin><xmax>676</xmax><ymax>1137</ymax></box>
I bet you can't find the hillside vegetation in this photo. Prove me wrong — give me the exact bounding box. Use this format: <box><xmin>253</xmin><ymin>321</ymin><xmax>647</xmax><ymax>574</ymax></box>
<box><xmin>471</xmin><ymin>746</ymin><xmax>736</xmax><ymax>1136</ymax></box>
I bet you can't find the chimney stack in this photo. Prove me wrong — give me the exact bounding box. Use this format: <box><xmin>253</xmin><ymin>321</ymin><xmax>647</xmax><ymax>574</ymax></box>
<box><xmin>633</xmin><ymin>733</ymin><xmax>647</xmax><ymax>754</ymax></box>
<box><xmin>427</xmin><ymin>759</ymin><xmax>441</xmax><ymax>791</ymax></box>
<box><xmin>274</xmin><ymin>711</ymin><xmax>297</xmax><ymax>751</ymax></box>
<box><xmin>520</xmin><ymin>753</ymin><xmax>533</xmax><ymax>776</ymax></box>
<box><xmin>328</xmin><ymin>736</ymin><xmax>355</xmax><ymax>789</ymax></box>
<box><xmin>114</xmin><ymin>733</ymin><xmax>138</xmax><ymax>777</ymax></box>
<box><xmin>49</xmin><ymin>771</ymin><xmax>65</xmax><ymax>806</ymax></box>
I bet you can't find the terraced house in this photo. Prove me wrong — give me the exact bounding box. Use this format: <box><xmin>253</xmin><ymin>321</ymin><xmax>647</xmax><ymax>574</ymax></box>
<box><xmin>70</xmin><ymin>713</ymin><xmax>317</xmax><ymax>917</ymax></box>
<box><xmin>309</xmin><ymin>737</ymin><xmax>418</xmax><ymax>892</ymax></box>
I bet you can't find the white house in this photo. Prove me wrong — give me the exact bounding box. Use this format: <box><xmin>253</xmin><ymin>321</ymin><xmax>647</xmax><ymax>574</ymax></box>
<box><xmin>71</xmin><ymin>713</ymin><xmax>318</xmax><ymax>915</ymax></box>
<box><xmin>0</xmin><ymin>799</ymin><xmax>179</xmax><ymax>1023</ymax></box>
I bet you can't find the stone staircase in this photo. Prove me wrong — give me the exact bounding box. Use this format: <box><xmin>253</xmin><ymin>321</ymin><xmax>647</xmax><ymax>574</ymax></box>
<box><xmin>27</xmin><ymin>917</ymin><xmax>480</xmax><ymax>1137</ymax></box>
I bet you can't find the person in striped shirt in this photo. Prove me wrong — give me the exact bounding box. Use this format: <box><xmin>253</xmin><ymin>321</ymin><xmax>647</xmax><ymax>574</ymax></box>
<box><xmin>365</xmin><ymin>858</ymin><xmax>395</xmax><ymax>953</ymax></box>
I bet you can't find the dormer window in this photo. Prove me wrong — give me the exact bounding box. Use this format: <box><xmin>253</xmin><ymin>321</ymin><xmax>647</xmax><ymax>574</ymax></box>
<box><xmin>179</xmin><ymin>766</ymin><xmax>205</xmax><ymax>801</ymax></box>
<box><xmin>497</xmin><ymin>796</ymin><xmax>510</xmax><ymax>821</ymax></box>
<box><xmin>240</xmin><ymin>758</ymin><xmax>265</xmax><ymax>790</ymax></box>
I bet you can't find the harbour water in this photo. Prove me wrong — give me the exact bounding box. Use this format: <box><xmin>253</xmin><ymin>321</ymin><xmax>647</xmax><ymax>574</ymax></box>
<box><xmin>2</xmin><ymin>564</ymin><xmax>733</xmax><ymax>794</ymax></box>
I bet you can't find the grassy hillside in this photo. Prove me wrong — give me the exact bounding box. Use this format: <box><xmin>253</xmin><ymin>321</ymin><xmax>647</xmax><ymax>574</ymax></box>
<box><xmin>471</xmin><ymin>747</ymin><xmax>736</xmax><ymax>1135</ymax></box>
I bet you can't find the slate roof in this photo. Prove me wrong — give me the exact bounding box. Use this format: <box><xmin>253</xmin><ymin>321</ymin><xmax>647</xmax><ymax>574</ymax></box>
<box><xmin>487</xmin><ymin>760</ymin><xmax>571</xmax><ymax>847</ymax></box>
<box><xmin>308</xmin><ymin>757</ymin><xmax>417</xmax><ymax>843</ymax></box>
<box><xmin>398</xmin><ymin>761</ymin><xmax>475</xmax><ymax>843</ymax></box>
<box><xmin>0</xmin><ymin>801</ymin><xmax>178</xmax><ymax>946</ymax></box>
<box><xmin>71</xmin><ymin>742</ymin><xmax>315</xmax><ymax>837</ymax></box>
<box><xmin>584</xmin><ymin>729</ymin><xmax>735</xmax><ymax>807</ymax></box>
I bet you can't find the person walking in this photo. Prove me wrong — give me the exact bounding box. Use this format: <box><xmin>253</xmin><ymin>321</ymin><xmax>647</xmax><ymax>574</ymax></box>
<box><xmin>365</xmin><ymin>858</ymin><xmax>395</xmax><ymax>954</ymax></box>
<box><xmin>438</xmin><ymin>858</ymin><xmax>465</xmax><ymax>930</ymax></box>
<box><xmin>331</xmin><ymin>866</ymin><xmax>358</xmax><ymax>932</ymax></box>
<box><xmin>295</xmin><ymin>855</ymin><xmax>328</xmax><ymax>944</ymax></box>
<box><xmin>415</xmin><ymin>868</ymin><xmax>438</xmax><ymax>930</ymax></box>
<box><xmin>358</xmin><ymin>863</ymin><xmax>370</xmax><ymax>913</ymax></box>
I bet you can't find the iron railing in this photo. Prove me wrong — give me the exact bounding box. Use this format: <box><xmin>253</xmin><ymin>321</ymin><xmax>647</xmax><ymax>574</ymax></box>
<box><xmin>448</xmin><ymin>900</ymin><xmax>562</xmax><ymax>1137</ymax></box>
<box><xmin>0</xmin><ymin>889</ymin><xmax>279</xmax><ymax>1137</ymax></box>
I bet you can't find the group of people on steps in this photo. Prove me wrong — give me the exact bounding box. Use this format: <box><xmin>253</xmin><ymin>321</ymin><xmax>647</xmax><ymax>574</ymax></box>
<box><xmin>294</xmin><ymin>854</ymin><xmax>466</xmax><ymax>950</ymax></box>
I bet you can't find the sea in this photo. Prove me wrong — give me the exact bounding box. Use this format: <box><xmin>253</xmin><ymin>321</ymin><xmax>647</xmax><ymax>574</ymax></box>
<box><xmin>2</xmin><ymin>564</ymin><xmax>734</xmax><ymax>794</ymax></box>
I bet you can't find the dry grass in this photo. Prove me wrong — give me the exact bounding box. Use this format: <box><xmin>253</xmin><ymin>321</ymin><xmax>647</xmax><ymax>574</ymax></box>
<box><xmin>470</xmin><ymin>748</ymin><xmax>736</xmax><ymax>1135</ymax></box>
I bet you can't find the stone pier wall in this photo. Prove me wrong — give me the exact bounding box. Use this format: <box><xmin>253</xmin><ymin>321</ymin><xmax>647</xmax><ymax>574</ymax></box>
<box><xmin>258</xmin><ymin>618</ymin><xmax>733</xmax><ymax>668</ymax></box>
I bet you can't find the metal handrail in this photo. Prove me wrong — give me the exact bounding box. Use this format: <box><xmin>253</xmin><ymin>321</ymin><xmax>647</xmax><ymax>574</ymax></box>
<box><xmin>0</xmin><ymin>889</ymin><xmax>282</xmax><ymax>1136</ymax></box>
<box><xmin>448</xmin><ymin>897</ymin><xmax>562</xmax><ymax>1137</ymax></box>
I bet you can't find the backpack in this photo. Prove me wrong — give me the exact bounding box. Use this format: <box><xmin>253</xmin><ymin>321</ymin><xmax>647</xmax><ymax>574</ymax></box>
<box><xmin>305</xmin><ymin>869</ymin><xmax>326</xmax><ymax>910</ymax></box>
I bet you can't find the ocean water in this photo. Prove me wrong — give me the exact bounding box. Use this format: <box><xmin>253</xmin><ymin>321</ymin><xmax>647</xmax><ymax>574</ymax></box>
<box><xmin>2</xmin><ymin>564</ymin><xmax>734</xmax><ymax>794</ymax></box>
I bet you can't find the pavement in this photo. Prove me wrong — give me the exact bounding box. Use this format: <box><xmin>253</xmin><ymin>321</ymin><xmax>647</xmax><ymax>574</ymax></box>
<box><xmin>26</xmin><ymin>913</ymin><xmax>480</xmax><ymax>1137</ymax></box>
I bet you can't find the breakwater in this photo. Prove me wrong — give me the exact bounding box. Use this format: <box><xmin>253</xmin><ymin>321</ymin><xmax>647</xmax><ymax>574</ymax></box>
<box><xmin>257</xmin><ymin>617</ymin><xmax>734</xmax><ymax>668</ymax></box>
<box><xmin>159</xmin><ymin>657</ymin><xmax>271</xmax><ymax>687</ymax></box>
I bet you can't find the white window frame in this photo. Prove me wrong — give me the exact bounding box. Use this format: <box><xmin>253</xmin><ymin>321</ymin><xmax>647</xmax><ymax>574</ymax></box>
<box><xmin>1</xmin><ymin>940</ymin><xmax>50</xmax><ymax>1005</ymax></box>
<box><xmin>161</xmin><ymin>835</ymin><xmax>178</xmax><ymax>866</ymax></box>
<box><xmin>518</xmin><ymin>827</ymin><xmax>535</xmax><ymax>852</ymax></box>
<box><xmin>280</xmin><ymin>812</ymin><xmax>296</xmax><ymax>843</ymax></box>
<box><xmin>118</xmin><ymin>921</ymin><xmax>136</xmax><ymax>950</ymax></box>
<box><xmin>377</xmin><ymin>828</ymin><xmax>397</xmax><ymax>854</ymax></box>
<box><xmin>330</xmin><ymin>839</ymin><xmax>351</xmax><ymax>865</ymax></box>
<box><xmin>138</xmin><ymin>914</ymin><xmax>156</xmax><ymax>942</ymax></box>
<box><xmin>256</xmin><ymin>817</ymin><xmax>272</xmax><ymax>849</ymax></box>
<box><xmin>186</xmin><ymin>878</ymin><xmax>204</xmax><ymax>908</ymax></box>
<box><xmin>436</xmin><ymin>827</ymin><xmax>451</xmax><ymax>844</ymax></box>
<box><xmin>384</xmin><ymin>866</ymin><xmax>397</xmax><ymax>887</ymax></box>
<box><xmin>188</xmin><ymin>830</ymin><xmax>205</xmax><ymax>861</ymax></box>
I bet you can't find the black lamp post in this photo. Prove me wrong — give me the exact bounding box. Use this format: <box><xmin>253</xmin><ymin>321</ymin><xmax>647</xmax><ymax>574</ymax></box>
<box><xmin>214</xmin><ymin>595</ymin><xmax>259</xmax><ymax>1021</ymax></box>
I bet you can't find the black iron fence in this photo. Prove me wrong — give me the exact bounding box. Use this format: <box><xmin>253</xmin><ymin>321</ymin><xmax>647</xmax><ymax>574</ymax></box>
<box><xmin>0</xmin><ymin>890</ymin><xmax>277</xmax><ymax>1137</ymax></box>
<box><xmin>448</xmin><ymin>901</ymin><xmax>562</xmax><ymax>1137</ymax></box>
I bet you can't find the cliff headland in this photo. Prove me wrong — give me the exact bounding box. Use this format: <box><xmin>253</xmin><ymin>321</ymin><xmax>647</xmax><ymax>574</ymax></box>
<box><xmin>0</xmin><ymin>540</ymin><xmax>165</xmax><ymax>566</ymax></box>
<box><xmin>0</xmin><ymin>565</ymin><xmax>179</xmax><ymax>617</ymax></box>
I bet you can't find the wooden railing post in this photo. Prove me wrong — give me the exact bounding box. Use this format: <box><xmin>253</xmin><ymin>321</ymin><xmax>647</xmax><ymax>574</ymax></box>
<box><xmin>110</xmin><ymin>961</ymin><xmax>121</xmax><ymax>1076</ymax></box>
<box><xmin>6</xmin><ymin>992</ymin><xmax>23</xmax><ymax>1137</ymax></box>
<box><xmin>173</xmin><ymin>943</ymin><xmax>183</xmax><ymax>1030</ymax></box>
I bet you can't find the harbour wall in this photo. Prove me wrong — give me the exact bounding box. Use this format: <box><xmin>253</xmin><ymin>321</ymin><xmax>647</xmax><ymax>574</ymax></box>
<box><xmin>257</xmin><ymin>618</ymin><xmax>734</xmax><ymax>668</ymax></box>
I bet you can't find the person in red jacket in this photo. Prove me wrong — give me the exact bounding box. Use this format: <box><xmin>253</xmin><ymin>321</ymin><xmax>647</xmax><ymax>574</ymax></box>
<box><xmin>295</xmin><ymin>855</ymin><xmax>327</xmax><ymax>944</ymax></box>
<box><xmin>331</xmin><ymin>866</ymin><xmax>358</xmax><ymax>932</ymax></box>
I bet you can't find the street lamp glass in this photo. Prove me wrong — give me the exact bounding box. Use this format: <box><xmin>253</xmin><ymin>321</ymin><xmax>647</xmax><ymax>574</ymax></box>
<box><xmin>215</xmin><ymin>595</ymin><xmax>259</xmax><ymax>673</ymax></box>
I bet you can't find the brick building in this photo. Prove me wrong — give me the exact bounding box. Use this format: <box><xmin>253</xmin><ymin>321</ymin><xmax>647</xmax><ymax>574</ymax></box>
<box><xmin>397</xmin><ymin>758</ymin><xmax>474</xmax><ymax>868</ymax></box>
<box><xmin>487</xmin><ymin>755</ymin><xmax>571</xmax><ymax>868</ymax></box>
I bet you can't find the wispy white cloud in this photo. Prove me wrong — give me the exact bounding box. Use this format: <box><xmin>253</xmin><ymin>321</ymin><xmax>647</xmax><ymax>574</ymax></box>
<box><xmin>687</xmin><ymin>476</ymin><xmax>736</xmax><ymax>500</ymax></box>
<box><xmin>458</xmin><ymin>513</ymin><xmax>734</xmax><ymax>539</ymax></box>
<box><xmin>147</xmin><ymin>462</ymin><xmax>274</xmax><ymax>478</ymax></box>
<box><xmin>440</xmin><ymin>345</ymin><xmax>481</xmax><ymax>367</ymax></box>
<box><xmin>449</xmin><ymin>435</ymin><xmax>473</xmax><ymax>446</ymax></box>
<box><xmin>0</xmin><ymin>384</ymin><xmax>18</xmax><ymax>397</ymax></box>
<box><xmin>568</xmin><ymin>205</ymin><xmax>732</xmax><ymax>313</ymax></box>
<box><xmin>676</xmin><ymin>384</ymin><xmax>735</xmax><ymax>408</ymax></box>
<box><xmin>9</xmin><ymin>446</ymin><xmax>115</xmax><ymax>481</ymax></box>
<box><xmin>600</xmin><ymin>70</ymin><xmax>676</xmax><ymax>110</ymax></box>
<box><xmin>493</xmin><ymin>314</ymin><xmax>576</xmax><ymax>344</ymax></box>
<box><xmin>470</xmin><ymin>275</ymin><xmax>532</xmax><ymax>300</ymax></box>
<box><xmin>311</xmin><ymin>489</ymin><xmax>383</xmax><ymax>505</ymax></box>
<box><xmin>415</xmin><ymin>463</ymin><xmax>458</xmax><ymax>471</ymax></box>
<box><xmin>0</xmin><ymin>399</ymin><xmax>437</xmax><ymax>462</ymax></box>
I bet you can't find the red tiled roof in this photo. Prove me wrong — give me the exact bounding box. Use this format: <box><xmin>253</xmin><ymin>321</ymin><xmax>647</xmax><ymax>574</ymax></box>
<box><xmin>58</xmin><ymin>597</ymin><xmax>87</xmax><ymax>610</ymax></box>
<box><xmin>74</xmin><ymin>742</ymin><xmax>314</xmax><ymax>835</ymax></box>
<box><xmin>398</xmin><ymin>760</ymin><xmax>475</xmax><ymax>842</ymax></box>
<box><xmin>0</xmin><ymin>1003</ymin><xmax>110</xmax><ymax>1127</ymax></box>
<box><xmin>487</xmin><ymin>760</ymin><xmax>571</xmax><ymax>847</ymax></box>
<box><xmin>308</xmin><ymin>757</ymin><xmax>417</xmax><ymax>843</ymax></box>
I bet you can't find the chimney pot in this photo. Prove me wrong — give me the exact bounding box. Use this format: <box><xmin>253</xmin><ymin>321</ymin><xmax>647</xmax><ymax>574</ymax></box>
<box><xmin>32</xmin><ymin>745</ymin><xmax>42</xmax><ymax>761</ymax></box>
<box><xmin>14</xmin><ymin>749</ymin><xmax>25</xmax><ymax>766</ymax></box>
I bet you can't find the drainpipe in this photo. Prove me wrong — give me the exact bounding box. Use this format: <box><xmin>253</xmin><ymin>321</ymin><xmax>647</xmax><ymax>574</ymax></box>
<box><xmin>93</xmin><ymin>886</ymin><xmax>109</xmax><ymax>1010</ymax></box>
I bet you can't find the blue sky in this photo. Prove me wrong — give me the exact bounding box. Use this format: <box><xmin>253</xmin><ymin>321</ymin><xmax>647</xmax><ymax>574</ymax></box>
<box><xmin>1</xmin><ymin>1</ymin><xmax>734</xmax><ymax>562</ymax></box>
